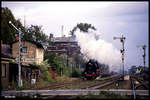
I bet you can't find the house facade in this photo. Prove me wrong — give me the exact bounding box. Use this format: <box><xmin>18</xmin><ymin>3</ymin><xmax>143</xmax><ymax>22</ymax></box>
<box><xmin>1</xmin><ymin>42</ymin><xmax>18</xmax><ymax>90</ymax></box>
<box><xmin>1</xmin><ymin>40</ymin><xmax>44</xmax><ymax>90</ymax></box>
<box><xmin>47</xmin><ymin>33</ymin><xmax>80</xmax><ymax>56</ymax></box>
<box><xmin>1</xmin><ymin>53</ymin><xmax>15</xmax><ymax>89</ymax></box>
<box><xmin>12</xmin><ymin>40</ymin><xmax>44</xmax><ymax>83</ymax></box>
<box><xmin>12</xmin><ymin>40</ymin><xmax>44</xmax><ymax>65</ymax></box>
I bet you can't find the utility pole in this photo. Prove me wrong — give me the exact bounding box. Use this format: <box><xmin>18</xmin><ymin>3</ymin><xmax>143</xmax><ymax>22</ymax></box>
<box><xmin>67</xmin><ymin>46</ymin><xmax>69</xmax><ymax>67</ymax></box>
<box><xmin>9</xmin><ymin>21</ymin><xmax>22</xmax><ymax>87</ymax></box>
<box><xmin>24</xmin><ymin>15</ymin><xmax>26</xmax><ymax>32</ymax></box>
<box><xmin>113</xmin><ymin>35</ymin><xmax>126</xmax><ymax>80</ymax></box>
<box><xmin>61</xmin><ymin>25</ymin><xmax>64</xmax><ymax>37</ymax></box>
<box><xmin>137</xmin><ymin>45</ymin><xmax>146</xmax><ymax>70</ymax></box>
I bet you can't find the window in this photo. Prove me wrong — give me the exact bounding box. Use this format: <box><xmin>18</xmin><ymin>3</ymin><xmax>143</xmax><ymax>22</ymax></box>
<box><xmin>2</xmin><ymin>63</ymin><xmax>7</xmax><ymax>77</ymax></box>
<box><xmin>21</xmin><ymin>47</ymin><xmax>28</xmax><ymax>54</ymax></box>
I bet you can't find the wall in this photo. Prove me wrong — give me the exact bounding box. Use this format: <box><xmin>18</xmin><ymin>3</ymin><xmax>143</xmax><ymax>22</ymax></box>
<box><xmin>36</xmin><ymin>48</ymin><xmax>44</xmax><ymax>65</ymax></box>
<box><xmin>1</xmin><ymin>60</ymin><xmax>9</xmax><ymax>89</ymax></box>
<box><xmin>12</xmin><ymin>41</ymin><xmax>37</xmax><ymax>64</ymax></box>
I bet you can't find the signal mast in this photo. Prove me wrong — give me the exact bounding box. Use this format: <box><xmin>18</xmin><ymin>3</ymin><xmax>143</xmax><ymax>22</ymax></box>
<box><xmin>113</xmin><ymin>35</ymin><xmax>126</xmax><ymax>80</ymax></box>
<box><xmin>137</xmin><ymin>45</ymin><xmax>146</xmax><ymax>71</ymax></box>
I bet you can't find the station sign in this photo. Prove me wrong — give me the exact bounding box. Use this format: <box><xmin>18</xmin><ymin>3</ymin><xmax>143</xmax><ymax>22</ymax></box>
<box><xmin>15</xmin><ymin>58</ymin><xmax>35</xmax><ymax>63</ymax></box>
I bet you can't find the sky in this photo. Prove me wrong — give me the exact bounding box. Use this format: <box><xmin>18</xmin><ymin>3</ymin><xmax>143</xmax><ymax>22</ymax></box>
<box><xmin>1</xmin><ymin>1</ymin><xmax>149</xmax><ymax>71</ymax></box>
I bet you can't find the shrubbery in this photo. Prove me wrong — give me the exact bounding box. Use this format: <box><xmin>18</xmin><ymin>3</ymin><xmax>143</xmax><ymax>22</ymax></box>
<box><xmin>40</xmin><ymin>59</ymin><xmax>54</xmax><ymax>82</ymax></box>
<box><xmin>44</xmin><ymin>53</ymin><xmax>85</xmax><ymax>79</ymax></box>
<box><xmin>71</xmin><ymin>67</ymin><xmax>82</xmax><ymax>77</ymax></box>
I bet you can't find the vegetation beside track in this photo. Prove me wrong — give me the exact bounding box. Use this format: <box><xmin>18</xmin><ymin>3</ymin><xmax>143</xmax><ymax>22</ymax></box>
<box><xmin>77</xmin><ymin>91</ymin><xmax>131</xmax><ymax>99</ymax></box>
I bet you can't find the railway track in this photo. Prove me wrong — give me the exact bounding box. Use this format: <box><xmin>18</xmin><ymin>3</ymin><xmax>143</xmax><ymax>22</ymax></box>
<box><xmin>130</xmin><ymin>75</ymin><xmax>149</xmax><ymax>89</ymax></box>
<box><xmin>130</xmin><ymin>75</ymin><xmax>149</xmax><ymax>99</ymax></box>
<box><xmin>32</xmin><ymin>75</ymin><xmax>121</xmax><ymax>90</ymax></box>
<box><xmin>34</xmin><ymin>78</ymin><xmax>87</xmax><ymax>90</ymax></box>
<box><xmin>80</xmin><ymin>75</ymin><xmax>121</xmax><ymax>89</ymax></box>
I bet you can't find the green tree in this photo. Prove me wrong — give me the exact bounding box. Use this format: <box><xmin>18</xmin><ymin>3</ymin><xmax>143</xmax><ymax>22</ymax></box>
<box><xmin>70</xmin><ymin>22</ymin><xmax>96</xmax><ymax>36</ymax></box>
<box><xmin>1</xmin><ymin>7</ymin><xmax>48</xmax><ymax>45</ymax></box>
<box><xmin>72</xmin><ymin>54</ymin><xmax>83</xmax><ymax>68</ymax></box>
<box><xmin>54</xmin><ymin>56</ymin><xmax>66</xmax><ymax>76</ymax></box>
<box><xmin>72</xmin><ymin>67</ymin><xmax>81</xmax><ymax>77</ymax></box>
<box><xmin>23</xmin><ymin>25</ymin><xmax>48</xmax><ymax>44</ymax></box>
<box><xmin>23</xmin><ymin>26</ymin><xmax>34</xmax><ymax>40</ymax></box>
<box><xmin>44</xmin><ymin>52</ymin><xmax>56</xmax><ymax>70</ymax></box>
<box><xmin>1</xmin><ymin>7</ymin><xmax>24</xmax><ymax>44</ymax></box>
<box><xmin>52</xmin><ymin>54</ymin><xmax>71</xmax><ymax>77</ymax></box>
<box><xmin>53</xmin><ymin>55</ymin><xmax>64</xmax><ymax>76</ymax></box>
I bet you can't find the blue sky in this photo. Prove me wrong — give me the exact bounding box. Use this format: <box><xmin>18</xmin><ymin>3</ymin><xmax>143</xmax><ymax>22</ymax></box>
<box><xmin>2</xmin><ymin>1</ymin><xmax>149</xmax><ymax>71</ymax></box>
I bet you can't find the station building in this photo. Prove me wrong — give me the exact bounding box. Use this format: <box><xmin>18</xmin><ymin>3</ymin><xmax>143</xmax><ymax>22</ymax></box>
<box><xmin>1</xmin><ymin>40</ymin><xmax>44</xmax><ymax>90</ymax></box>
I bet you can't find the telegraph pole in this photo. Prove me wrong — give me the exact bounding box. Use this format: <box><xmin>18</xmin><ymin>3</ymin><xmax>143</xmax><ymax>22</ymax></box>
<box><xmin>113</xmin><ymin>35</ymin><xmax>126</xmax><ymax>80</ymax></box>
<box><xmin>9</xmin><ymin>21</ymin><xmax>22</xmax><ymax>87</ymax></box>
<box><xmin>137</xmin><ymin>45</ymin><xmax>146</xmax><ymax>70</ymax></box>
<box><xmin>61</xmin><ymin>25</ymin><xmax>64</xmax><ymax>37</ymax></box>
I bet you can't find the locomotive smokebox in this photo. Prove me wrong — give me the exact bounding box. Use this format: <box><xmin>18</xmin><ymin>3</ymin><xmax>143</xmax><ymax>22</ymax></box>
<box><xmin>82</xmin><ymin>59</ymin><xmax>100</xmax><ymax>80</ymax></box>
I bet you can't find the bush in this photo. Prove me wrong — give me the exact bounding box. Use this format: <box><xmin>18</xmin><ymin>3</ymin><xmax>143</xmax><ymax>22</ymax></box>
<box><xmin>63</xmin><ymin>67</ymin><xmax>71</xmax><ymax>77</ymax></box>
<box><xmin>40</xmin><ymin>59</ymin><xmax>54</xmax><ymax>82</ymax></box>
<box><xmin>71</xmin><ymin>67</ymin><xmax>81</xmax><ymax>77</ymax></box>
<box><xmin>16</xmin><ymin>80</ymin><xmax>31</xmax><ymax>90</ymax></box>
<box><xmin>56</xmin><ymin>75</ymin><xmax>71</xmax><ymax>83</ymax></box>
<box><xmin>42</xmin><ymin>71</ymin><xmax>53</xmax><ymax>82</ymax></box>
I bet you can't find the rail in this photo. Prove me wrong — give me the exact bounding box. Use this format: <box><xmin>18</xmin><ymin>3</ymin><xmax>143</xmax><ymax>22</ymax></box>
<box><xmin>130</xmin><ymin>75</ymin><xmax>149</xmax><ymax>99</ymax></box>
<box><xmin>130</xmin><ymin>76</ymin><xmax>136</xmax><ymax>99</ymax></box>
<box><xmin>81</xmin><ymin>75</ymin><xmax>121</xmax><ymax>89</ymax></box>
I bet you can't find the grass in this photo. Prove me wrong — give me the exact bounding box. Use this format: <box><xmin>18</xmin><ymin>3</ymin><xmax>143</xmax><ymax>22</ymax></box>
<box><xmin>59</xmin><ymin>80</ymin><xmax>97</xmax><ymax>89</ymax></box>
<box><xmin>59</xmin><ymin>76</ymin><xmax>117</xmax><ymax>89</ymax></box>
<box><xmin>17</xmin><ymin>75</ymin><xmax>72</xmax><ymax>90</ymax></box>
<box><xmin>76</xmin><ymin>91</ymin><xmax>131</xmax><ymax>99</ymax></box>
<box><xmin>8</xmin><ymin>76</ymin><xmax>132</xmax><ymax>90</ymax></box>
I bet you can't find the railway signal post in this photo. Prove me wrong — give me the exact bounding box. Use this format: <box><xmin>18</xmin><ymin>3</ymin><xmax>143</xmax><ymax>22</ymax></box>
<box><xmin>113</xmin><ymin>35</ymin><xmax>126</xmax><ymax>80</ymax></box>
<box><xmin>9</xmin><ymin>21</ymin><xmax>22</xmax><ymax>87</ymax></box>
<box><xmin>137</xmin><ymin>45</ymin><xmax>146</xmax><ymax>71</ymax></box>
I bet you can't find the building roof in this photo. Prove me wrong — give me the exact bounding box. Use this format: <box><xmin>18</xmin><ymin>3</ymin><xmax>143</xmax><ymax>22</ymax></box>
<box><xmin>11</xmin><ymin>39</ymin><xmax>44</xmax><ymax>49</ymax></box>
<box><xmin>9</xmin><ymin>62</ymin><xmax>40</xmax><ymax>69</ymax></box>
<box><xmin>1</xmin><ymin>53</ymin><xmax>15</xmax><ymax>59</ymax></box>
<box><xmin>51</xmin><ymin>36</ymin><xmax>76</xmax><ymax>42</ymax></box>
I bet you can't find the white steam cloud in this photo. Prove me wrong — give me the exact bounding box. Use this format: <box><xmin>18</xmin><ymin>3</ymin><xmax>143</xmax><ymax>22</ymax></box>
<box><xmin>74</xmin><ymin>29</ymin><xmax>121</xmax><ymax>72</ymax></box>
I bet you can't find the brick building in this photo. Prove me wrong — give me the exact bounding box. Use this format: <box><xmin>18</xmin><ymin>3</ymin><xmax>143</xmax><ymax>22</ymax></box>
<box><xmin>1</xmin><ymin>40</ymin><xmax>45</xmax><ymax>90</ymax></box>
<box><xmin>11</xmin><ymin>39</ymin><xmax>44</xmax><ymax>84</ymax></box>
<box><xmin>47</xmin><ymin>34</ymin><xmax>80</xmax><ymax>56</ymax></box>
<box><xmin>12</xmin><ymin>39</ymin><xmax>44</xmax><ymax>65</ymax></box>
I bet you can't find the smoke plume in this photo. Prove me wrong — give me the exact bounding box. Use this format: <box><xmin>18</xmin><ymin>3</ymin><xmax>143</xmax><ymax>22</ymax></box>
<box><xmin>74</xmin><ymin>29</ymin><xmax>121</xmax><ymax>72</ymax></box>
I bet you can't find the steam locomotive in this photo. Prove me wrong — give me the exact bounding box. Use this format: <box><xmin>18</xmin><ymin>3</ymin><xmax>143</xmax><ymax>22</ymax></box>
<box><xmin>82</xmin><ymin>59</ymin><xmax>100</xmax><ymax>80</ymax></box>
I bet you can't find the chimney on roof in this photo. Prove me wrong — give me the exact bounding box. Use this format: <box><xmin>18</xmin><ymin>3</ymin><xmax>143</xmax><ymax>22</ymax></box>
<box><xmin>49</xmin><ymin>33</ymin><xmax>53</xmax><ymax>41</ymax></box>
